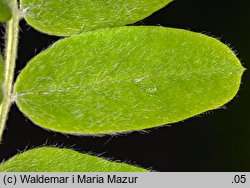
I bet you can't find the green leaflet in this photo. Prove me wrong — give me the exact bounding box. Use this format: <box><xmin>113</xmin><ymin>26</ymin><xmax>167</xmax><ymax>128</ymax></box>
<box><xmin>0</xmin><ymin>147</ymin><xmax>148</xmax><ymax>172</ymax></box>
<box><xmin>20</xmin><ymin>0</ymin><xmax>172</xmax><ymax>36</ymax></box>
<box><xmin>14</xmin><ymin>26</ymin><xmax>244</xmax><ymax>135</ymax></box>
<box><xmin>0</xmin><ymin>54</ymin><xmax>4</xmax><ymax>102</ymax></box>
<box><xmin>0</xmin><ymin>0</ymin><xmax>12</xmax><ymax>22</ymax></box>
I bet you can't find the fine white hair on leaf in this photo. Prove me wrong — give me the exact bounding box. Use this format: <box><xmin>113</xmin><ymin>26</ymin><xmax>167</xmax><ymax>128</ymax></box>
<box><xmin>0</xmin><ymin>147</ymin><xmax>149</xmax><ymax>172</ymax></box>
<box><xmin>13</xmin><ymin>26</ymin><xmax>244</xmax><ymax>136</ymax></box>
<box><xmin>20</xmin><ymin>0</ymin><xmax>174</xmax><ymax>36</ymax></box>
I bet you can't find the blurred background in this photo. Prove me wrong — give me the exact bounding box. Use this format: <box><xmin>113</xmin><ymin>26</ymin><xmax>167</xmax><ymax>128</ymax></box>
<box><xmin>0</xmin><ymin>0</ymin><xmax>249</xmax><ymax>171</ymax></box>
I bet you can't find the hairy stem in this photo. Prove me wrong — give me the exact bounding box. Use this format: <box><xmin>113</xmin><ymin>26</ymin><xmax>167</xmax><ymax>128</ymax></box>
<box><xmin>0</xmin><ymin>0</ymin><xmax>19</xmax><ymax>141</ymax></box>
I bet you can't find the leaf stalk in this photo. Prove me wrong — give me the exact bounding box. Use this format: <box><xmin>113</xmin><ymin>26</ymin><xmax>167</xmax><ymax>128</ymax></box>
<box><xmin>0</xmin><ymin>0</ymin><xmax>19</xmax><ymax>141</ymax></box>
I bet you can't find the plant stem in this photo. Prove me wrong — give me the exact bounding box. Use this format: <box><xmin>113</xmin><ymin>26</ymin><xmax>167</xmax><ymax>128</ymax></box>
<box><xmin>0</xmin><ymin>0</ymin><xmax>19</xmax><ymax>141</ymax></box>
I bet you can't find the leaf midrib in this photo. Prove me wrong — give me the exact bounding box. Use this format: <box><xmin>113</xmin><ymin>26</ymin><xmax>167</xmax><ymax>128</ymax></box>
<box><xmin>14</xmin><ymin>68</ymin><xmax>242</xmax><ymax>99</ymax></box>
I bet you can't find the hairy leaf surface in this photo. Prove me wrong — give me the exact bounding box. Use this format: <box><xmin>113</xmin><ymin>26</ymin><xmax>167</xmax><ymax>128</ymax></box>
<box><xmin>0</xmin><ymin>54</ymin><xmax>3</xmax><ymax>102</ymax></box>
<box><xmin>0</xmin><ymin>147</ymin><xmax>148</xmax><ymax>172</ymax></box>
<box><xmin>20</xmin><ymin>0</ymin><xmax>172</xmax><ymax>36</ymax></box>
<box><xmin>0</xmin><ymin>0</ymin><xmax>12</xmax><ymax>22</ymax></box>
<box><xmin>14</xmin><ymin>27</ymin><xmax>244</xmax><ymax>134</ymax></box>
